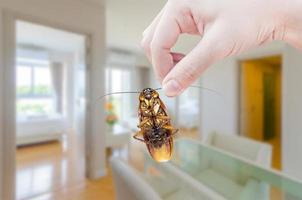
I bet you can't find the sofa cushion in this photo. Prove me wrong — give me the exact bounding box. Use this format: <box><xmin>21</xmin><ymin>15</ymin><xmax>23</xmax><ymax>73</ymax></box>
<box><xmin>196</xmin><ymin>169</ymin><xmax>243</xmax><ymax>199</ymax></box>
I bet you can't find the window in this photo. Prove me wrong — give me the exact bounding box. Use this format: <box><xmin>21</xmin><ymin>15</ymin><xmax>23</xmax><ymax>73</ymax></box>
<box><xmin>16</xmin><ymin>58</ymin><xmax>55</xmax><ymax>117</ymax></box>
<box><xmin>177</xmin><ymin>80</ymin><xmax>201</xmax><ymax>129</ymax></box>
<box><xmin>105</xmin><ymin>67</ymin><xmax>132</xmax><ymax>128</ymax></box>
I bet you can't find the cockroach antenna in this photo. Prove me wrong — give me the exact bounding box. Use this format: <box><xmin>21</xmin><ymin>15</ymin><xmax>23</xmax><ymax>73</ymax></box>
<box><xmin>96</xmin><ymin>91</ymin><xmax>141</xmax><ymax>101</ymax></box>
<box><xmin>154</xmin><ymin>85</ymin><xmax>220</xmax><ymax>94</ymax></box>
<box><xmin>96</xmin><ymin>85</ymin><xmax>220</xmax><ymax>102</ymax></box>
<box><xmin>189</xmin><ymin>85</ymin><xmax>220</xmax><ymax>94</ymax></box>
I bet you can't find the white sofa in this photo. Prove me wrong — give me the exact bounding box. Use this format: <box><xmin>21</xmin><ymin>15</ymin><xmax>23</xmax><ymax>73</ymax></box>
<box><xmin>203</xmin><ymin>132</ymin><xmax>272</xmax><ymax>167</ymax></box>
<box><xmin>111</xmin><ymin>158</ymin><xmax>161</xmax><ymax>200</ymax></box>
<box><xmin>111</xmin><ymin>134</ymin><xmax>273</xmax><ymax>200</ymax></box>
<box><xmin>111</xmin><ymin>158</ymin><xmax>226</xmax><ymax>200</ymax></box>
<box><xmin>174</xmin><ymin>134</ymin><xmax>272</xmax><ymax>200</ymax></box>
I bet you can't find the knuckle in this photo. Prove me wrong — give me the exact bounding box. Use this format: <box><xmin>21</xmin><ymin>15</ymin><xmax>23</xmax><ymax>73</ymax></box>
<box><xmin>149</xmin><ymin>40</ymin><xmax>157</xmax><ymax>52</ymax></box>
<box><xmin>168</xmin><ymin>0</ymin><xmax>189</xmax><ymax>11</ymax></box>
<box><xmin>150</xmin><ymin>39</ymin><xmax>162</xmax><ymax>55</ymax></box>
<box><xmin>180</xmin><ymin>62</ymin><xmax>202</xmax><ymax>84</ymax></box>
<box><xmin>152</xmin><ymin>64</ymin><xmax>166</xmax><ymax>82</ymax></box>
<box><xmin>208</xmin><ymin>45</ymin><xmax>222</xmax><ymax>59</ymax></box>
<box><xmin>153</xmin><ymin>68</ymin><xmax>164</xmax><ymax>83</ymax></box>
<box><xmin>183</xmin><ymin>69</ymin><xmax>198</xmax><ymax>83</ymax></box>
<box><xmin>178</xmin><ymin>4</ymin><xmax>191</xmax><ymax>15</ymax></box>
<box><xmin>140</xmin><ymin>38</ymin><xmax>151</xmax><ymax>53</ymax></box>
<box><xmin>212</xmin><ymin>40</ymin><xmax>232</xmax><ymax>59</ymax></box>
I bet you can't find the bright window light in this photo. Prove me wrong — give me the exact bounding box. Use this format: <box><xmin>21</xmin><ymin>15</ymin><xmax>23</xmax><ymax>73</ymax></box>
<box><xmin>16</xmin><ymin>58</ymin><xmax>55</xmax><ymax>118</ymax></box>
<box><xmin>105</xmin><ymin>67</ymin><xmax>131</xmax><ymax>132</ymax></box>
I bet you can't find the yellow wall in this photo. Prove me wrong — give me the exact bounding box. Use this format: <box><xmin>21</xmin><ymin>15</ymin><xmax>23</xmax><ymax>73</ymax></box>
<box><xmin>240</xmin><ymin>56</ymin><xmax>282</xmax><ymax>169</ymax></box>
<box><xmin>274</xmin><ymin>63</ymin><xmax>281</xmax><ymax>140</ymax></box>
<box><xmin>240</xmin><ymin>57</ymin><xmax>281</xmax><ymax>140</ymax></box>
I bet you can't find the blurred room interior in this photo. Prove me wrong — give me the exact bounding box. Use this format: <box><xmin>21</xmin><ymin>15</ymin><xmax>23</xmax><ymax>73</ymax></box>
<box><xmin>1</xmin><ymin>0</ymin><xmax>302</xmax><ymax>200</ymax></box>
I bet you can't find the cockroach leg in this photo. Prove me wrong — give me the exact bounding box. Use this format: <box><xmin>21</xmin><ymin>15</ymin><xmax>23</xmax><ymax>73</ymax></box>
<box><xmin>158</xmin><ymin>119</ymin><xmax>170</xmax><ymax>128</ymax></box>
<box><xmin>133</xmin><ymin>131</ymin><xmax>145</xmax><ymax>143</ymax></box>
<box><xmin>156</xmin><ymin>115</ymin><xmax>171</xmax><ymax>128</ymax></box>
<box><xmin>137</xmin><ymin>118</ymin><xmax>149</xmax><ymax>128</ymax></box>
<box><xmin>163</xmin><ymin>125</ymin><xmax>179</xmax><ymax>135</ymax></box>
<box><xmin>162</xmin><ymin>125</ymin><xmax>174</xmax><ymax>131</ymax></box>
<box><xmin>166</xmin><ymin>129</ymin><xmax>179</xmax><ymax>140</ymax></box>
<box><xmin>172</xmin><ymin>129</ymin><xmax>179</xmax><ymax>135</ymax></box>
<box><xmin>156</xmin><ymin>115</ymin><xmax>170</xmax><ymax>120</ymax></box>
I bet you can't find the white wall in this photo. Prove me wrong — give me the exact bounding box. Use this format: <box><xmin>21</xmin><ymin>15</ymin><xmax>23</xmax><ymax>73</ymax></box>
<box><xmin>106</xmin><ymin>0</ymin><xmax>164</xmax><ymax>52</ymax></box>
<box><xmin>50</xmin><ymin>51</ymin><xmax>75</xmax><ymax>128</ymax></box>
<box><xmin>283</xmin><ymin>46</ymin><xmax>302</xmax><ymax>180</ymax></box>
<box><xmin>0</xmin><ymin>9</ymin><xmax>4</xmax><ymax>199</ymax></box>
<box><xmin>51</xmin><ymin>50</ymin><xmax>85</xmax><ymax>130</ymax></box>
<box><xmin>200</xmin><ymin>43</ymin><xmax>302</xmax><ymax>180</ymax></box>
<box><xmin>106</xmin><ymin>0</ymin><xmax>163</xmax><ymax>67</ymax></box>
<box><xmin>0</xmin><ymin>0</ymin><xmax>106</xmax><ymax>199</ymax></box>
<box><xmin>106</xmin><ymin>0</ymin><xmax>201</xmax><ymax>67</ymax></box>
<box><xmin>200</xmin><ymin>58</ymin><xmax>239</xmax><ymax>138</ymax></box>
<box><xmin>199</xmin><ymin>42</ymin><xmax>285</xmax><ymax>139</ymax></box>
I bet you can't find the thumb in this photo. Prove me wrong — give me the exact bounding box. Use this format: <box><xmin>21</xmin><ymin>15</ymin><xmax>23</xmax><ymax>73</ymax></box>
<box><xmin>162</xmin><ymin>26</ymin><xmax>226</xmax><ymax>97</ymax></box>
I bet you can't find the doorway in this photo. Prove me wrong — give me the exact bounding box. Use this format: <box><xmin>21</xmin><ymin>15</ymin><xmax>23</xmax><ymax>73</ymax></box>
<box><xmin>240</xmin><ymin>56</ymin><xmax>282</xmax><ymax>170</ymax></box>
<box><xmin>15</xmin><ymin>20</ymin><xmax>88</xmax><ymax>199</ymax></box>
<box><xmin>176</xmin><ymin>80</ymin><xmax>202</xmax><ymax>140</ymax></box>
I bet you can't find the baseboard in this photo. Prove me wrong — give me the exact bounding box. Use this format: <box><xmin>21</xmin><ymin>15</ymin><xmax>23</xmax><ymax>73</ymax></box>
<box><xmin>88</xmin><ymin>168</ymin><xmax>107</xmax><ymax>179</ymax></box>
<box><xmin>16</xmin><ymin>133</ymin><xmax>62</xmax><ymax>146</ymax></box>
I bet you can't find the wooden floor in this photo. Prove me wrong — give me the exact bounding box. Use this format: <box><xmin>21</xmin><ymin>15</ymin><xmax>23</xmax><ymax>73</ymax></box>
<box><xmin>16</xmin><ymin>127</ymin><xmax>200</xmax><ymax>200</ymax></box>
<box><xmin>16</xmin><ymin>132</ymin><xmax>115</xmax><ymax>200</ymax></box>
<box><xmin>16</xmin><ymin>128</ymin><xmax>283</xmax><ymax>200</ymax></box>
<box><xmin>178</xmin><ymin>128</ymin><xmax>200</xmax><ymax>140</ymax></box>
<box><xmin>267</xmin><ymin>135</ymin><xmax>282</xmax><ymax>170</ymax></box>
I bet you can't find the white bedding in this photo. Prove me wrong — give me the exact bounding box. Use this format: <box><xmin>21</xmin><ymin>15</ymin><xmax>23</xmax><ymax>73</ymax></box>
<box><xmin>17</xmin><ymin>114</ymin><xmax>65</xmax><ymax>146</ymax></box>
<box><xmin>178</xmin><ymin>99</ymin><xmax>199</xmax><ymax>129</ymax></box>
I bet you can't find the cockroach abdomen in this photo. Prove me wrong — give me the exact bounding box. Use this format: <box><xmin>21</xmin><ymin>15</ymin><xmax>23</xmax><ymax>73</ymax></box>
<box><xmin>146</xmin><ymin>137</ymin><xmax>173</xmax><ymax>162</ymax></box>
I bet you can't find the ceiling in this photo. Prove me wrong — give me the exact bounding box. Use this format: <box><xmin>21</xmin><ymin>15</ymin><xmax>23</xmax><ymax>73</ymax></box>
<box><xmin>105</xmin><ymin>0</ymin><xmax>165</xmax><ymax>52</ymax></box>
<box><xmin>105</xmin><ymin>0</ymin><xmax>200</xmax><ymax>55</ymax></box>
<box><xmin>16</xmin><ymin>20</ymin><xmax>85</xmax><ymax>53</ymax></box>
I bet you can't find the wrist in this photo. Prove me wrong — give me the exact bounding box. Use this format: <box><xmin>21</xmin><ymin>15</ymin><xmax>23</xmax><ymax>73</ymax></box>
<box><xmin>276</xmin><ymin>0</ymin><xmax>302</xmax><ymax>48</ymax></box>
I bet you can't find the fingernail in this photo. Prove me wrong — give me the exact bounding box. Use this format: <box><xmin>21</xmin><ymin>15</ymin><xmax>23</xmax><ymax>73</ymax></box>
<box><xmin>163</xmin><ymin>79</ymin><xmax>182</xmax><ymax>97</ymax></box>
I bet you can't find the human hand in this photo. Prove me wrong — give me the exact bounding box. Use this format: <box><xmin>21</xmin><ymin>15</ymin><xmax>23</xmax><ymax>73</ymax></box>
<box><xmin>141</xmin><ymin>0</ymin><xmax>302</xmax><ymax>96</ymax></box>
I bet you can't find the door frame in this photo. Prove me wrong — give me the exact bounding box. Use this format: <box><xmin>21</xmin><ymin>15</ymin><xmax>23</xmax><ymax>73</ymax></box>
<box><xmin>237</xmin><ymin>52</ymin><xmax>283</xmax><ymax>137</ymax></box>
<box><xmin>239</xmin><ymin>57</ymin><xmax>282</xmax><ymax>139</ymax></box>
<box><xmin>236</xmin><ymin>46</ymin><xmax>285</xmax><ymax>172</ymax></box>
<box><xmin>2</xmin><ymin>11</ymin><xmax>16</xmax><ymax>200</ymax></box>
<box><xmin>235</xmin><ymin>44</ymin><xmax>285</xmax><ymax>137</ymax></box>
<box><xmin>1</xmin><ymin>10</ymin><xmax>94</xmax><ymax>200</ymax></box>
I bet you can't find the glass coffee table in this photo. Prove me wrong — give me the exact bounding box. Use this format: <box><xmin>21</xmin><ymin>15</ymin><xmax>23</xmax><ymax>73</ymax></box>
<box><xmin>139</xmin><ymin>138</ymin><xmax>302</xmax><ymax>200</ymax></box>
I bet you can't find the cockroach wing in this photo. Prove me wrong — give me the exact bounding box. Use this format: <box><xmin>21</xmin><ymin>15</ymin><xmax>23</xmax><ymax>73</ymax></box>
<box><xmin>146</xmin><ymin>137</ymin><xmax>173</xmax><ymax>162</ymax></box>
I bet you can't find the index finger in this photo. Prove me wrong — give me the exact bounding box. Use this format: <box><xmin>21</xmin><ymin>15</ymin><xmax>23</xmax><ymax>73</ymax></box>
<box><xmin>150</xmin><ymin>11</ymin><xmax>181</xmax><ymax>82</ymax></box>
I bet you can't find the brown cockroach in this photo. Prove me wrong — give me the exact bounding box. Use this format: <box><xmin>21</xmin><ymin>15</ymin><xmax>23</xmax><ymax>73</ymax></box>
<box><xmin>99</xmin><ymin>86</ymin><xmax>218</xmax><ymax>162</ymax></box>
<box><xmin>134</xmin><ymin>88</ymin><xmax>177</xmax><ymax>162</ymax></box>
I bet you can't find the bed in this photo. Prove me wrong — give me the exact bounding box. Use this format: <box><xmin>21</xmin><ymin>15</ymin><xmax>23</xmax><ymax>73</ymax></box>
<box><xmin>16</xmin><ymin>114</ymin><xmax>66</xmax><ymax>146</ymax></box>
<box><xmin>178</xmin><ymin>99</ymin><xmax>199</xmax><ymax>129</ymax></box>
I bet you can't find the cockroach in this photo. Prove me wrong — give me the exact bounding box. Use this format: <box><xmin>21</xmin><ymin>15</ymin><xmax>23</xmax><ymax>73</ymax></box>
<box><xmin>134</xmin><ymin>88</ymin><xmax>177</xmax><ymax>162</ymax></box>
<box><xmin>99</xmin><ymin>86</ymin><xmax>218</xmax><ymax>162</ymax></box>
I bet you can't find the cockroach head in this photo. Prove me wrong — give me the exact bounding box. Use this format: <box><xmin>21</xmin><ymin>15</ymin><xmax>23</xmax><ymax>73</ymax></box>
<box><xmin>139</xmin><ymin>88</ymin><xmax>159</xmax><ymax>101</ymax></box>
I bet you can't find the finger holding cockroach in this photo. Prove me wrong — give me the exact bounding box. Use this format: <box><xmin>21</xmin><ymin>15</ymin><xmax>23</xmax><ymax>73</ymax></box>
<box><xmin>98</xmin><ymin>85</ymin><xmax>219</xmax><ymax>162</ymax></box>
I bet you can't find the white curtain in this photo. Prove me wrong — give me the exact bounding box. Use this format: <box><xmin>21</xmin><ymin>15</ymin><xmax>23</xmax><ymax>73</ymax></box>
<box><xmin>50</xmin><ymin>62</ymin><xmax>63</xmax><ymax>113</ymax></box>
